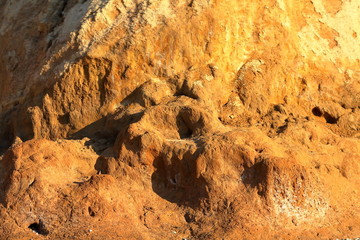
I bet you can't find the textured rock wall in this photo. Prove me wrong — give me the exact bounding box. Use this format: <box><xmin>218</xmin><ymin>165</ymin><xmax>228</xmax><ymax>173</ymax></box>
<box><xmin>1</xmin><ymin>0</ymin><xmax>359</xmax><ymax>145</ymax></box>
<box><xmin>0</xmin><ymin>0</ymin><xmax>360</xmax><ymax>239</ymax></box>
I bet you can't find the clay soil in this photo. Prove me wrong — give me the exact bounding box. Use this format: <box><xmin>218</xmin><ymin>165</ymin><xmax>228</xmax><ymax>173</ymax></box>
<box><xmin>1</xmin><ymin>0</ymin><xmax>360</xmax><ymax>239</ymax></box>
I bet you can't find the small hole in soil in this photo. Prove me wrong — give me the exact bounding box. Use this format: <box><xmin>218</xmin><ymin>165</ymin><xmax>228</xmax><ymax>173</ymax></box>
<box><xmin>255</xmin><ymin>148</ymin><xmax>264</xmax><ymax>153</ymax></box>
<box><xmin>88</xmin><ymin>207</ymin><xmax>96</xmax><ymax>217</ymax></box>
<box><xmin>58</xmin><ymin>113</ymin><xmax>70</xmax><ymax>125</ymax></box>
<box><xmin>323</xmin><ymin>112</ymin><xmax>338</xmax><ymax>124</ymax></box>
<box><xmin>170</xmin><ymin>177</ymin><xmax>177</xmax><ymax>185</ymax></box>
<box><xmin>312</xmin><ymin>107</ymin><xmax>322</xmax><ymax>117</ymax></box>
<box><xmin>184</xmin><ymin>212</ymin><xmax>195</xmax><ymax>223</ymax></box>
<box><xmin>28</xmin><ymin>221</ymin><xmax>49</xmax><ymax>236</ymax></box>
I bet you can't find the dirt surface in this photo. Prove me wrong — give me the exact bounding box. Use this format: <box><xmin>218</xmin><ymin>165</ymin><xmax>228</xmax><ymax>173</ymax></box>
<box><xmin>0</xmin><ymin>0</ymin><xmax>360</xmax><ymax>239</ymax></box>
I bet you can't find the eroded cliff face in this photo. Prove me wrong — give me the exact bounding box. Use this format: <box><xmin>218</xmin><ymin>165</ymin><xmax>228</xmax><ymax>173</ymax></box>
<box><xmin>0</xmin><ymin>0</ymin><xmax>360</xmax><ymax>239</ymax></box>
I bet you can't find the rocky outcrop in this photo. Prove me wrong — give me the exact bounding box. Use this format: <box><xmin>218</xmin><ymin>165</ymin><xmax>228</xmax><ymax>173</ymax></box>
<box><xmin>0</xmin><ymin>0</ymin><xmax>360</xmax><ymax>239</ymax></box>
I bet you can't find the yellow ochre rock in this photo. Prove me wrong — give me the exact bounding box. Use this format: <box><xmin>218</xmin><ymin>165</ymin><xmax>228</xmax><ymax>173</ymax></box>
<box><xmin>0</xmin><ymin>0</ymin><xmax>359</xmax><ymax>239</ymax></box>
